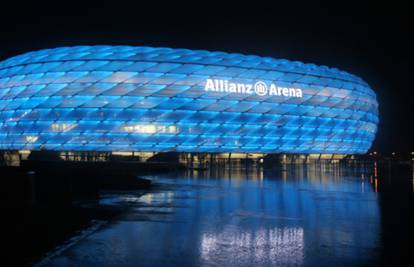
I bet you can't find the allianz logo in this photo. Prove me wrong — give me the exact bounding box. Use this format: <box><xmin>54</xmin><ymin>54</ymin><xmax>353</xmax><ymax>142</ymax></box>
<box><xmin>204</xmin><ymin>79</ymin><xmax>303</xmax><ymax>98</ymax></box>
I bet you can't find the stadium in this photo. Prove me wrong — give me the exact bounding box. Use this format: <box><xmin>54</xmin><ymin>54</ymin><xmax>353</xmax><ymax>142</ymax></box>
<box><xmin>0</xmin><ymin>46</ymin><xmax>379</xmax><ymax>163</ymax></box>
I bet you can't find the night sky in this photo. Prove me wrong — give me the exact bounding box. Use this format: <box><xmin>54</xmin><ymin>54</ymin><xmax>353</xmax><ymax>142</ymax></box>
<box><xmin>0</xmin><ymin>1</ymin><xmax>412</xmax><ymax>153</ymax></box>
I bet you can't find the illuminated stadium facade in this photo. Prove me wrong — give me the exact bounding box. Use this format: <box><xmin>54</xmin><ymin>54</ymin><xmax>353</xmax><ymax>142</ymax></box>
<box><xmin>0</xmin><ymin>46</ymin><xmax>378</xmax><ymax>157</ymax></box>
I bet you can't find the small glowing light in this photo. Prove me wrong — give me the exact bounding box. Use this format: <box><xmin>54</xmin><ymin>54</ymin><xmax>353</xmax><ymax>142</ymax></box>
<box><xmin>122</xmin><ymin>124</ymin><xmax>178</xmax><ymax>134</ymax></box>
<box><xmin>51</xmin><ymin>123</ymin><xmax>77</xmax><ymax>132</ymax></box>
<box><xmin>25</xmin><ymin>136</ymin><xmax>38</xmax><ymax>143</ymax></box>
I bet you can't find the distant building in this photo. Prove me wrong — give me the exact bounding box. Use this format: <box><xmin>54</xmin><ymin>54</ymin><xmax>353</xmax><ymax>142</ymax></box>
<box><xmin>0</xmin><ymin>46</ymin><xmax>378</xmax><ymax>156</ymax></box>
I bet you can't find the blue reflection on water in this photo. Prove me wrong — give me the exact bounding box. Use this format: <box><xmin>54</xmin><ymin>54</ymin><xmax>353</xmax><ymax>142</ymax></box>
<box><xmin>40</xmin><ymin>164</ymin><xmax>380</xmax><ymax>267</ymax></box>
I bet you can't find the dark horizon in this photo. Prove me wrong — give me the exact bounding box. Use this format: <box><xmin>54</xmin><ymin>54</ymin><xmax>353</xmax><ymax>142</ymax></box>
<box><xmin>1</xmin><ymin>1</ymin><xmax>412</xmax><ymax>153</ymax></box>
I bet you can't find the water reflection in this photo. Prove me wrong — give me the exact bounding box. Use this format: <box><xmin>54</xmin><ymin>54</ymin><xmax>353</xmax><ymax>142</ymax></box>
<box><xmin>201</xmin><ymin>227</ymin><xmax>304</xmax><ymax>266</ymax></box>
<box><xmin>38</xmin><ymin>163</ymin><xmax>381</xmax><ymax>267</ymax></box>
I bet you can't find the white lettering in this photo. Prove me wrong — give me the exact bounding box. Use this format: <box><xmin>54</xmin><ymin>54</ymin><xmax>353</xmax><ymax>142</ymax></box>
<box><xmin>296</xmin><ymin>89</ymin><xmax>303</xmax><ymax>98</ymax></box>
<box><xmin>203</xmin><ymin>79</ymin><xmax>303</xmax><ymax>98</ymax></box>
<box><xmin>205</xmin><ymin>79</ymin><xmax>215</xmax><ymax>91</ymax></box>
<box><xmin>229</xmin><ymin>83</ymin><xmax>237</xmax><ymax>93</ymax></box>
<box><xmin>269</xmin><ymin>84</ymin><xmax>278</xmax><ymax>96</ymax></box>
<box><xmin>282</xmin><ymin>87</ymin><xmax>289</xmax><ymax>96</ymax></box>
<box><xmin>237</xmin><ymin>83</ymin><xmax>246</xmax><ymax>94</ymax></box>
<box><xmin>289</xmin><ymin>88</ymin><xmax>296</xmax><ymax>97</ymax></box>
<box><xmin>245</xmin><ymin>84</ymin><xmax>252</xmax><ymax>94</ymax></box>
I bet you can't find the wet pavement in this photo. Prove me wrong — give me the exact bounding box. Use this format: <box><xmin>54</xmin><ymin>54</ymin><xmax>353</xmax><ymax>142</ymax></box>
<box><xmin>35</xmin><ymin>163</ymin><xmax>414</xmax><ymax>267</ymax></box>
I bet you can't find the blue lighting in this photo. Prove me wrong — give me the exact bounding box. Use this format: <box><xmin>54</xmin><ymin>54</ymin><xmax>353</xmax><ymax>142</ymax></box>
<box><xmin>0</xmin><ymin>46</ymin><xmax>379</xmax><ymax>153</ymax></box>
